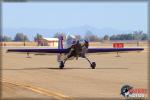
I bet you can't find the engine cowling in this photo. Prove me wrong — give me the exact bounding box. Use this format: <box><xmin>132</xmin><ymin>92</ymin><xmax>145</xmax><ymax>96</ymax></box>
<box><xmin>73</xmin><ymin>40</ymin><xmax>89</xmax><ymax>59</ymax></box>
<box><xmin>80</xmin><ymin>40</ymin><xmax>89</xmax><ymax>58</ymax></box>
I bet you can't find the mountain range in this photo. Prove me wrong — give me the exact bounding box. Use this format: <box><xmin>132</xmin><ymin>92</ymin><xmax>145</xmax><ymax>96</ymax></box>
<box><xmin>3</xmin><ymin>25</ymin><xmax>134</xmax><ymax>40</ymax></box>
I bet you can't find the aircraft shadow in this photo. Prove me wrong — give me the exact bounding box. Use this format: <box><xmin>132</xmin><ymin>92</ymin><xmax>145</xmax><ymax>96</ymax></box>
<box><xmin>1</xmin><ymin>67</ymin><xmax>128</xmax><ymax>70</ymax></box>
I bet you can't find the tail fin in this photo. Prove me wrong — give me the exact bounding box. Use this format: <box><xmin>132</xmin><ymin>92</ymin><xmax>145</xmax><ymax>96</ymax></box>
<box><xmin>58</xmin><ymin>36</ymin><xmax>63</xmax><ymax>49</ymax></box>
<box><xmin>57</xmin><ymin>36</ymin><xmax>63</xmax><ymax>62</ymax></box>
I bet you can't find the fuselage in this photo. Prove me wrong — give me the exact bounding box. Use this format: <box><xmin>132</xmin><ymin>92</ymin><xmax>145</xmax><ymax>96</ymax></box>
<box><xmin>57</xmin><ymin>34</ymin><xmax>89</xmax><ymax>61</ymax></box>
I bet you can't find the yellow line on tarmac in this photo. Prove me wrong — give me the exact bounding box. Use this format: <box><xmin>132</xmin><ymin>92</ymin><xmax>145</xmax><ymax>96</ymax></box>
<box><xmin>2</xmin><ymin>79</ymin><xmax>74</xmax><ymax>100</ymax></box>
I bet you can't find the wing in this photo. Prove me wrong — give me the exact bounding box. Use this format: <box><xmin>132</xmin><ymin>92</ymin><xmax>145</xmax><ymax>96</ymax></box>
<box><xmin>87</xmin><ymin>48</ymin><xmax>144</xmax><ymax>53</ymax></box>
<box><xmin>7</xmin><ymin>48</ymin><xmax>70</xmax><ymax>53</ymax></box>
<box><xmin>7</xmin><ymin>47</ymin><xmax>144</xmax><ymax>54</ymax></box>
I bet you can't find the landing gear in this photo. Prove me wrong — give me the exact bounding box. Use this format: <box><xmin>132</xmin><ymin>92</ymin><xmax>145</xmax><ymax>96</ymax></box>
<box><xmin>58</xmin><ymin>56</ymin><xmax>96</xmax><ymax>69</ymax></box>
<box><xmin>26</xmin><ymin>52</ymin><xmax>31</xmax><ymax>58</ymax></box>
<box><xmin>85</xmin><ymin>57</ymin><xmax>96</xmax><ymax>69</ymax></box>
<box><xmin>59</xmin><ymin>61</ymin><xmax>64</xmax><ymax>69</ymax></box>
<box><xmin>91</xmin><ymin>62</ymin><xmax>96</xmax><ymax>69</ymax></box>
<box><xmin>58</xmin><ymin>57</ymin><xmax>69</xmax><ymax>69</ymax></box>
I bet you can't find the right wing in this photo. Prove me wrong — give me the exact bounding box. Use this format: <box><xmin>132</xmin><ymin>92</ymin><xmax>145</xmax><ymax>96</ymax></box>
<box><xmin>87</xmin><ymin>47</ymin><xmax>144</xmax><ymax>53</ymax></box>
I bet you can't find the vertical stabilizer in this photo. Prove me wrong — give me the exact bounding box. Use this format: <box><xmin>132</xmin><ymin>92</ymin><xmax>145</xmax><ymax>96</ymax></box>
<box><xmin>57</xmin><ymin>36</ymin><xmax>63</xmax><ymax>62</ymax></box>
<box><xmin>58</xmin><ymin>36</ymin><xmax>63</xmax><ymax>49</ymax></box>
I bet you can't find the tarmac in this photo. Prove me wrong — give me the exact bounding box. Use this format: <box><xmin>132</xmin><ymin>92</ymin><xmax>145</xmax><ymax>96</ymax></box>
<box><xmin>1</xmin><ymin>46</ymin><xmax>149</xmax><ymax>100</ymax></box>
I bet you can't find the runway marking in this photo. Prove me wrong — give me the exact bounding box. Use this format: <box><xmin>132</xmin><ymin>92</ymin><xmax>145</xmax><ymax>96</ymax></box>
<box><xmin>2</xmin><ymin>79</ymin><xmax>74</xmax><ymax>100</ymax></box>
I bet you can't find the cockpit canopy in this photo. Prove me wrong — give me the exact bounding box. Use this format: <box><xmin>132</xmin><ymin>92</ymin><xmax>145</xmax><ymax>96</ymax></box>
<box><xmin>65</xmin><ymin>34</ymin><xmax>77</xmax><ymax>48</ymax></box>
<box><xmin>65</xmin><ymin>34</ymin><xmax>89</xmax><ymax>48</ymax></box>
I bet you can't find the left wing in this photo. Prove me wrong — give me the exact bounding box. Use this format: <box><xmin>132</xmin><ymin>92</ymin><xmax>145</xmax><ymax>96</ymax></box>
<box><xmin>7</xmin><ymin>48</ymin><xmax>70</xmax><ymax>53</ymax></box>
<box><xmin>87</xmin><ymin>48</ymin><xmax>144</xmax><ymax>53</ymax></box>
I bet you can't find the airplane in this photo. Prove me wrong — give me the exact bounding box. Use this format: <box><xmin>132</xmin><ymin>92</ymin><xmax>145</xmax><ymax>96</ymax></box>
<box><xmin>7</xmin><ymin>34</ymin><xmax>144</xmax><ymax>69</ymax></box>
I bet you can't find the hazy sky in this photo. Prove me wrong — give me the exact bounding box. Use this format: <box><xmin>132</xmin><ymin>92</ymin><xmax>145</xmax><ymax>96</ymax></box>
<box><xmin>2</xmin><ymin>2</ymin><xmax>148</xmax><ymax>32</ymax></box>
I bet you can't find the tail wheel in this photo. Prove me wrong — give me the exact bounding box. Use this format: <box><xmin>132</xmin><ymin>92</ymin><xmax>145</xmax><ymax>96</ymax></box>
<box><xmin>59</xmin><ymin>61</ymin><xmax>64</xmax><ymax>69</ymax></box>
<box><xmin>91</xmin><ymin>62</ymin><xmax>96</xmax><ymax>69</ymax></box>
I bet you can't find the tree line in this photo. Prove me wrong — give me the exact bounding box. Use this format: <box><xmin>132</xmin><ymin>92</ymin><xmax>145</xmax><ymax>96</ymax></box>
<box><xmin>109</xmin><ymin>31</ymin><xmax>148</xmax><ymax>41</ymax></box>
<box><xmin>1</xmin><ymin>30</ymin><xmax>148</xmax><ymax>42</ymax></box>
<box><xmin>0</xmin><ymin>33</ymin><xmax>29</xmax><ymax>42</ymax></box>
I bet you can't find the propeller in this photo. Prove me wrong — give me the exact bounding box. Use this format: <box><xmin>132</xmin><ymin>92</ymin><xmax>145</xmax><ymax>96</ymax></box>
<box><xmin>84</xmin><ymin>40</ymin><xmax>89</xmax><ymax>48</ymax></box>
<box><xmin>74</xmin><ymin>40</ymin><xmax>89</xmax><ymax>60</ymax></box>
<box><xmin>75</xmin><ymin>40</ymin><xmax>81</xmax><ymax>60</ymax></box>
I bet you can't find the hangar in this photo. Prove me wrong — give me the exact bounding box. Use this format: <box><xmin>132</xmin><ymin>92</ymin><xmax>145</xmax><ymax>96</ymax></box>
<box><xmin>37</xmin><ymin>38</ymin><xmax>58</xmax><ymax>47</ymax></box>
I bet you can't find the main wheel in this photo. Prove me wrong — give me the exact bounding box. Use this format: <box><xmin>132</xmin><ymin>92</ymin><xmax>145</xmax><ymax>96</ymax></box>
<box><xmin>59</xmin><ymin>61</ymin><xmax>64</xmax><ymax>69</ymax></box>
<box><xmin>91</xmin><ymin>62</ymin><xmax>96</xmax><ymax>69</ymax></box>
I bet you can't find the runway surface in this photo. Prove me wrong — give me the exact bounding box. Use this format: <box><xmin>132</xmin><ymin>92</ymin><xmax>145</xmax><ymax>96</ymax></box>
<box><xmin>1</xmin><ymin>46</ymin><xmax>149</xmax><ymax>100</ymax></box>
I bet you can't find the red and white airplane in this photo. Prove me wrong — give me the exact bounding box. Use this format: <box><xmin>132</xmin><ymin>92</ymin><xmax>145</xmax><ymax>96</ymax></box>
<box><xmin>7</xmin><ymin>35</ymin><xmax>144</xmax><ymax>69</ymax></box>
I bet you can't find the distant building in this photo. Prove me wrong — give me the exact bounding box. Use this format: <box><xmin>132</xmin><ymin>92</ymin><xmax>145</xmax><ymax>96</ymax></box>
<box><xmin>37</xmin><ymin>38</ymin><xmax>58</xmax><ymax>47</ymax></box>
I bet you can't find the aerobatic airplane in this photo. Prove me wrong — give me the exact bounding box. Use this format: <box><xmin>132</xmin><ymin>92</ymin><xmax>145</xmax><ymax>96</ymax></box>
<box><xmin>7</xmin><ymin>34</ymin><xmax>144</xmax><ymax>69</ymax></box>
